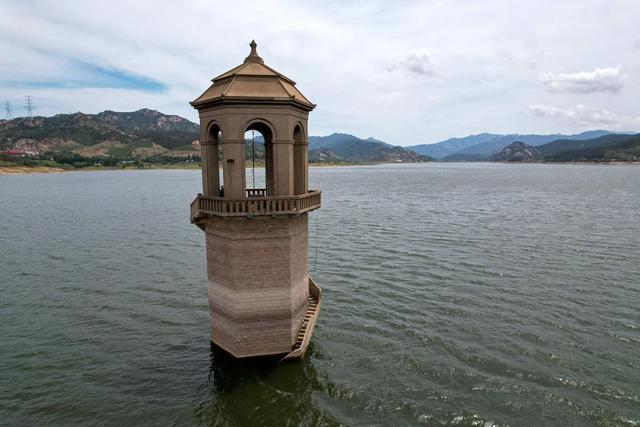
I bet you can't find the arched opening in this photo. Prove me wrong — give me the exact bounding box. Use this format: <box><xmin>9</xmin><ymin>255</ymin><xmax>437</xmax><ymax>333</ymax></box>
<box><xmin>244</xmin><ymin>129</ymin><xmax>265</xmax><ymax>192</ymax></box>
<box><xmin>202</xmin><ymin>123</ymin><xmax>222</xmax><ymax>197</ymax></box>
<box><xmin>245</xmin><ymin>121</ymin><xmax>274</xmax><ymax>196</ymax></box>
<box><xmin>293</xmin><ymin>124</ymin><xmax>306</xmax><ymax>195</ymax></box>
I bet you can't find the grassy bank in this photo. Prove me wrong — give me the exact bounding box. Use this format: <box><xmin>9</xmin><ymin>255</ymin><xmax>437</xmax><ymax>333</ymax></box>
<box><xmin>0</xmin><ymin>160</ymin><xmax>369</xmax><ymax>175</ymax></box>
<box><xmin>0</xmin><ymin>150</ymin><xmax>374</xmax><ymax>175</ymax></box>
<box><xmin>0</xmin><ymin>166</ymin><xmax>66</xmax><ymax>175</ymax></box>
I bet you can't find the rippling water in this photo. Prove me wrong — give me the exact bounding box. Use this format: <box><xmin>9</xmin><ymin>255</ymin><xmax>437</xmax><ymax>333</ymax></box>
<box><xmin>1</xmin><ymin>163</ymin><xmax>639</xmax><ymax>426</ymax></box>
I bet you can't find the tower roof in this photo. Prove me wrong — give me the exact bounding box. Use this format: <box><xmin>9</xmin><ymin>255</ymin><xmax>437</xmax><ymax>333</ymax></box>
<box><xmin>191</xmin><ymin>41</ymin><xmax>315</xmax><ymax>111</ymax></box>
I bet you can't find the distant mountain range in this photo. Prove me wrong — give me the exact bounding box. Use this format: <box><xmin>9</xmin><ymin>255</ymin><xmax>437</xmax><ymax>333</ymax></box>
<box><xmin>308</xmin><ymin>133</ymin><xmax>429</xmax><ymax>163</ymax></box>
<box><xmin>407</xmin><ymin>130</ymin><xmax>614</xmax><ymax>160</ymax></box>
<box><xmin>1</xmin><ymin>109</ymin><xmax>638</xmax><ymax>165</ymax></box>
<box><xmin>0</xmin><ymin>109</ymin><xmax>201</xmax><ymax>158</ymax></box>
<box><xmin>490</xmin><ymin>134</ymin><xmax>640</xmax><ymax>162</ymax></box>
<box><xmin>0</xmin><ymin>110</ymin><xmax>429</xmax><ymax>164</ymax></box>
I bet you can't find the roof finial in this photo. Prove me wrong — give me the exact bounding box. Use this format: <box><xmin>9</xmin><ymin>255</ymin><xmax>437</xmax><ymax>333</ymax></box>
<box><xmin>244</xmin><ymin>40</ymin><xmax>264</xmax><ymax>64</ymax></box>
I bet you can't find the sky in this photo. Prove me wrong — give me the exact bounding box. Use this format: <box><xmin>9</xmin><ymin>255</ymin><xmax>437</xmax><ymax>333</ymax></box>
<box><xmin>1</xmin><ymin>0</ymin><xmax>639</xmax><ymax>146</ymax></box>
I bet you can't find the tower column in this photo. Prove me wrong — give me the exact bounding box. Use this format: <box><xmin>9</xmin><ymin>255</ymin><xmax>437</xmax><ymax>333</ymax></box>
<box><xmin>272</xmin><ymin>139</ymin><xmax>294</xmax><ymax>196</ymax></box>
<box><xmin>265</xmin><ymin>140</ymin><xmax>275</xmax><ymax>196</ymax></box>
<box><xmin>293</xmin><ymin>141</ymin><xmax>308</xmax><ymax>195</ymax></box>
<box><xmin>303</xmin><ymin>142</ymin><xmax>309</xmax><ymax>193</ymax></box>
<box><xmin>222</xmin><ymin>139</ymin><xmax>246</xmax><ymax>198</ymax></box>
<box><xmin>201</xmin><ymin>140</ymin><xmax>220</xmax><ymax>197</ymax></box>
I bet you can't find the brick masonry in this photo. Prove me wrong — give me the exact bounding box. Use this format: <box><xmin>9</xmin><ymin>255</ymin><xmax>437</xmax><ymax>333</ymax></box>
<box><xmin>204</xmin><ymin>213</ymin><xmax>309</xmax><ymax>357</ymax></box>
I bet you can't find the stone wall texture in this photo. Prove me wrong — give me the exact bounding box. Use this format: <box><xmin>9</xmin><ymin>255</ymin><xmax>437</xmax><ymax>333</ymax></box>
<box><xmin>205</xmin><ymin>214</ymin><xmax>309</xmax><ymax>357</ymax></box>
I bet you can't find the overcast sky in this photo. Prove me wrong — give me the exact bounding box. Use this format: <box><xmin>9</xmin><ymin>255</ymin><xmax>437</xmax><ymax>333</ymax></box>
<box><xmin>1</xmin><ymin>0</ymin><xmax>639</xmax><ymax>145</ymax></box>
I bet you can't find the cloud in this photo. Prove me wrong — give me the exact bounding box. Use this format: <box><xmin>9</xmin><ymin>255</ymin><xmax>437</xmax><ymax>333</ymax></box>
<box><xmin>1</xmin><ymin>1</ymin><xmax>640</xmax><ymax>144</ymax></box>
<box><xmin>529</xmin><ymin>104</ymin><xmax>640</xmax><ymax>130</ymax></box>
<box><xmin>539</xmin><ymin>67</ymin><xmax>623</xmax><ymax>94</ymax></box>
<box><xmin>4</xmin><ymin>61</ymin><xmax>166</xmax><ymax>92</ymax></box>
<box><xmin>387</xmin><ymin>49</ymin><xmax>437</xmax><ymax>76</ymax></box>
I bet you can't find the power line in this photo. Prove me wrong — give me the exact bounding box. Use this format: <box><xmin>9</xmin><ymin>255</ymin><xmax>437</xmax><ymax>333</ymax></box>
<box><xmin>24</xmin><ymin>95</ymin><xmax>33</xmax><ymax>117</ymax></box>
<box><xmin>251</xmin><ymin>130</ymin><xmax>256</xmax><ymax>189</ymax></box>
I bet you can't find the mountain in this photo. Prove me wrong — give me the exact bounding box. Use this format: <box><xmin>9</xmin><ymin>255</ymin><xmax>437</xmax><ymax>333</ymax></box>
<box><xmin>411</xmin><ymin>130</ymin><xmax>614</xmax><ymax>161</ymax></box>
<box><xmin>455</xmin><ymin>130</ymin><xmax>612</xmax><ymax>158</ymax></box>
<box><xmin>490</xmin><ymin>141</ymin><xmax>541</xmax><ymax>162</ymax></box>
<box><xmin>541</xmin><ymin>134</ymin><xmax>640</xmax><ymax>162</ymax></box>
<box><xmin>5</xmin><ymin>109</ymin><xmax>632</xmax><ymax>164</ymax></box>
<box><xmin>407</xmin><ymin>133</ymin><xmax>501</xmax><ymax>159</ymax></box>
<box><xmin>308</xmin><ymin>133</ymin><xmax>430</xmax><ymax>163</ymax></box>
<box><xmin>0</xmin><ymin>110</ymin><xmax>430</xmax><ymax>164</ymax></box>
<box><xmin>485</xmin><ymin>133</ymin><xmax>640</xmax><ymax>162</ymax></box>
<box><xmin>308</xmin><ymin>133</ymin><xmax>393</xmax><ymax>150</ymax></box>
<box><xmin>0</xmin><ymin>109</ymin><xmax>200</xmax><ymax>157</ymax></box>
<box><xmin>536</xmin><ymin>133</ymin><xmax>639</xmax><ymax>157</ymax></box>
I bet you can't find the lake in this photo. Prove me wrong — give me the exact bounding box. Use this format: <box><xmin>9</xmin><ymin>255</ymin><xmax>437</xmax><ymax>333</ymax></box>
<box><xmin>1</xmin><ymin>163</ymin><xmax>639</xmax><ymax>426</ymax></box>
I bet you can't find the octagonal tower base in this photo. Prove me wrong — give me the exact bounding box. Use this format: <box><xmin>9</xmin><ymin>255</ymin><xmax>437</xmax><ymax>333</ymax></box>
<box><xmin>204</xmin><ymin>214</ymin><xmax>309</xmax><ymax>358</ymax></box>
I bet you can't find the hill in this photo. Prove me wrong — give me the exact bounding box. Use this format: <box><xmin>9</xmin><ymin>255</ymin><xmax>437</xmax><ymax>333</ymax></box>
<box><xmin>412</xmin><ymin>130</ymin><xmax>613</xmax><ymax>160</ymax></box>
<box><xmin>0</xmin><ymin>109</ymin><xmax>200</xmax><ymax>156</ymax></box>
<box><xmin>536</xmin><ymin>133</ymin><xmax>639</xmax><ymax>157</ymax></box>
<box><xmin>490</xmin><ymin>142</ymin><xmax>541</xmax><ymax>162</ymax></box>
<box><xmin>0</xmin><ymin>110</ymin><xmax>431</xmax><ymax>164</ymax></box>
<box><xmin>308</xmin><ymin>133</ymin><xmax>430</xmax><ymax>163</ymax></box>
<box><xmin>0</xmin><ymin>109</ymin><xmax>201</xmax><ymax>161</ymax></box>
<box><xmin>481</xmin><ymin>133</ymin><xmax>640</xmax><ymax>163</ymax></box>
<box><xmin>542</xmin><ymin>134</ymin><xmax>640</xmax><ymax>162</ymax></box>
<box><xmin>454</xmin><ymin>131</ymin><xmax>611</xmax><ymax>158</ymax></box>
<box><xmin>407</xmin><ymin>133</ymin><xmax>501</xmax><ymax>159</ymax></box>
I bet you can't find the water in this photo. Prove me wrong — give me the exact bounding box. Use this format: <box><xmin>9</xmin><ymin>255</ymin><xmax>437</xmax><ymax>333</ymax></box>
<box><xmin>1</xmin><ymin>163</ymin><xmax>639</xmax><ymax>426</ymax></box>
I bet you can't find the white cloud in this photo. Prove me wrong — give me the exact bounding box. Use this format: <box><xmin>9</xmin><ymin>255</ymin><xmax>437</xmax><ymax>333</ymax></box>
<box><xmin>539</xmin><ymin>67</ymin><xmax>623</xmax><ymax>94</ymax></box>
<box><xmin>387</xmin><ymin>49</ymin><xmax>437</xmax><ymax>76</ymax></box>
<box><xmin>1</xmin><ymin>0</ymin><xmax>640</xmax><ymax>144</ymax></box>
<box><xmin>529</xmin><ymin>104</ymin><xmax>640</xmax><ymax>130</ymax></box>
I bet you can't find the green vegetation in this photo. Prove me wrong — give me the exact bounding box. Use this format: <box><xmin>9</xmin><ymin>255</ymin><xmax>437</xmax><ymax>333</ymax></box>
<box><xmin>0</xmin><ymin>152</ymin><xmax>200</xmax><ymax>171</ymax></box>
<box><xmin>0</xmin><ymin>109</ymin><xmax>435</xmax><ymax>171</ymax></box>
<box><xmin>309</xmin><ymin>133</ymin><xmax>432</xmax><ymax>162</ymax></box>
<box><xmin>0</xmin><ymin>109</ymin><xmax>200</xmax><ymax>151</ymax></box>
<box><xmin>543</xmin><ymin>134</ymin><xmax>640</xmax><ymax>162</ymax></box>
<box><xmin>105</xmin><ymin>140</ymin><xmax>152</xmax><ymax>157</ymax></box>
<box><xmin>490</xmin><ymin>134</ymin><xmax>640</xmax><ymax>163</ymax></box>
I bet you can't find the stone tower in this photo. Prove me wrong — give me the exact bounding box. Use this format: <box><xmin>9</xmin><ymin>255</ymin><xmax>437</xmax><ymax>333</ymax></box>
<box><xmin>190</xmin><ymin>41</ymin><xmax>321</xmax><ymax>359</ymax></box>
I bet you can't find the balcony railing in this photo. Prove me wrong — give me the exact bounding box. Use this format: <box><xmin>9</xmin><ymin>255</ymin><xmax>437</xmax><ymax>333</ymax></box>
<box><xmin>245</xmin><ymin>188</ymin><xmax>267</xmax><ymax>197</ymax></box>
<box><xmin>191</xmin><ymin>189</ymin><xmax>321</xmax><ymax>220</ymax></box>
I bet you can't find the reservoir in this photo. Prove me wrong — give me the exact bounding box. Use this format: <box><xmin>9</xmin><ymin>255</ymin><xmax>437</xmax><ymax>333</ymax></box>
<box><xmin>1</xmin><ymin>163</ymin><xmax>638</xmax><ymax>425</ymax></box>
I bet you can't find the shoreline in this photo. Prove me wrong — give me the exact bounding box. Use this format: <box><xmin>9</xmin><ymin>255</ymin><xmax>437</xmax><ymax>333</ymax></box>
<box><xmin>483</xmin><ymin>160</ymin><xmax>640</xmax><ymax>166</ymax></box>
<box><xmin>0</xmin><ymin>166</ymin><xmax>66</xmax><ymax>175</ymax></box>
<box><xmin>0</xmin><ymin>162</ymin><xmax>370</xmax><ymax>175</ymax></box>
<box><xmin>2</xmin><ymin>161</ymin><xmax>639</xmax><ymax>175</ymax></box>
